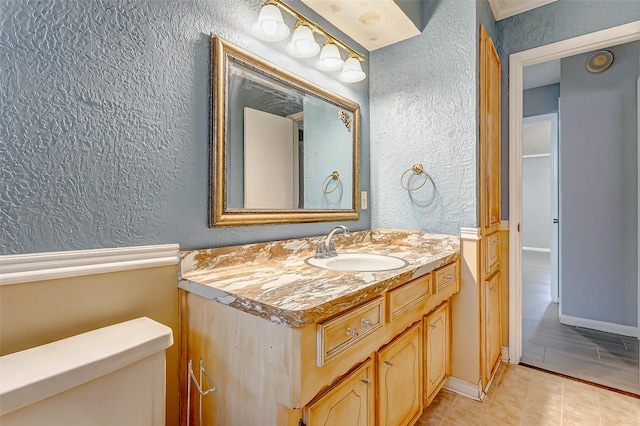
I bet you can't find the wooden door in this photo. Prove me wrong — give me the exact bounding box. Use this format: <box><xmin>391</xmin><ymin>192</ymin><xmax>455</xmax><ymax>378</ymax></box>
<box><xmin>378</xmin><ymin>322</ymin><xmax>422</xmax><ymax>426</ymax></box>
<box><xmin>304</xmin><ymin>358</ymin><xmax>374</xmax><ymax>426</ymax></box>
<box><xmin>424</xmin><ymin>302</ymin><xmax>449</xmax><ymax>404</ymax></box>
<box><xmin>479</xmin><ymin>25</ymin><xmax>501</xmax><ymax>231</ymax></box>
<box><xmin>485</xmin><ymin>272</ymin><xmax>502</xmax><ymax>377</ymax></box>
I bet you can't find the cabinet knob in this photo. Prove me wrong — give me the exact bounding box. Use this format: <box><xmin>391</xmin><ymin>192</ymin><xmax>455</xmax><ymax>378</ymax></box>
<box><xmin>384</xmin><ymin>360</ymin><xmax>393</xmax><ymax>367</ymax></box>
<box><xmin>444</xmin><ymin>274</ymin><xmax>455</xmax><ymax>280</ymax></box>
<box><xmin>360</xmin><ymin>378</ymin><xmax>371</xmax><ymax>386</ymax></box>
<box><xmin>492</xmin><ymin>240</ymin><xmax>499</xmax><ymax>245</ymax></box>
<box><xmin>346</xmin><ymin>327</ymin><xmax>358</xmax><ymax>338</ymax></box>
<box><xmin>429</xmin><ymin>324</ymin><xmax>437</xmax><ymax>329</ymax></box>
<box><xmin>360</xmin><ymin>318</ymin><xmax>372</xmax><ymax>329</ymax></box>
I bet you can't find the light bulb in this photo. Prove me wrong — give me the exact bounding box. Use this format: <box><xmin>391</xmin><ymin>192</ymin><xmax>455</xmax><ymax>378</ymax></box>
<box><xmin>286</xmin><ymin>25</ymin><xmax>320</xmax><ymax>58</ymax></box>
<box><xmin>252</xmin><ymin>4</ymin><xmax>289</xmax><ymax>42</ymax></box>
<box><xmin>338</xmin><ymin>57</ymin><xmax>366</xmax><ymax>83</ymax></box>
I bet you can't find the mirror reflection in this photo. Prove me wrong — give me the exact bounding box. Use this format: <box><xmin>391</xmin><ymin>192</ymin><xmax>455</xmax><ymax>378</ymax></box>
<box><xmin>226</xmin><ymin>62</ymin><xmax>354</xmax><ymax>210</ymax></box>
<box><xmin>211</xmin><ymin>35</ymin><xmax>360</xmax><ymax>226</ymax></box>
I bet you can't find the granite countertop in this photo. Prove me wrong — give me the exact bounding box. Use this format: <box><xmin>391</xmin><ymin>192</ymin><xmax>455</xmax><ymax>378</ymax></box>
<box><xmin>179</xmin><ymin>229</ymin><xmax>460</xmax><ymax>328</ymax></box>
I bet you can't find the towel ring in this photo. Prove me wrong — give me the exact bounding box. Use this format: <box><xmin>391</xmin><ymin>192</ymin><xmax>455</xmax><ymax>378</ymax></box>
<box><xmin>322</xmin><ymin>171</ymin><xmax>341</xmax><ymax>194</ymax></box>
<box><xmin>401</xmin><ymin>163</ymin><xmax>428</xmax><ymax>191</ymax></box>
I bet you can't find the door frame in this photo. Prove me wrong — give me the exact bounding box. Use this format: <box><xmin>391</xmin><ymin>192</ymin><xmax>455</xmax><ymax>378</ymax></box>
<box><xmin>508</xmin><ymin>21</ymin><xmax>640</xmax><ymax>364</ymax></box>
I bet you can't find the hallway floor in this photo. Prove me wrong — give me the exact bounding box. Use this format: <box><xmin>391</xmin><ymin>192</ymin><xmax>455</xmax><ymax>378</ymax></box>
<box><xmin>521</xmin><ymin>250</ymin><xmax>639</xmax><ymax>394</ymax></box>
<box><xmin>418</xmin><ymin>363</ymin><xmax>640</xmax><ymax>425</ymax></box>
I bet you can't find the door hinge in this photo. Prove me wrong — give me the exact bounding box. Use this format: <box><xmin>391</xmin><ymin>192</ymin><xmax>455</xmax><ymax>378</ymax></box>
<box><xmin>553</xmin><ymin>218</ymin><xmax>559</xmax><ymax>224</ymax></box>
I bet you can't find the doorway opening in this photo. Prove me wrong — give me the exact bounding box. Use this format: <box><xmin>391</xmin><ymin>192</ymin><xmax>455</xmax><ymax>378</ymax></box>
<box><xmin>508</xmin><ymin>21</ymin><xmax>640</xmax><ymax>394</ymax></box>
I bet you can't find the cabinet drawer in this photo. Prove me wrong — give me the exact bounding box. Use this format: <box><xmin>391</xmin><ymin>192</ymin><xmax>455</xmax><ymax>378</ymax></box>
<box><xmin>485</xmin><ymin>232</ymin><xmax>500</xmax><ymax>274</ymax></box>
<box><xmin>387</xmin><ymin>274</ymin><xmax>432</xmax><ymax>322</ymax></box>
<box><xmin>317</xmin><ymin>297</ymin><xmax>384</xmax><ymax>366</ymax></box>
<box><xmin>434</xmin><ymin>261</ymin><xmax>459</xmax><ymax>294</ymax></box>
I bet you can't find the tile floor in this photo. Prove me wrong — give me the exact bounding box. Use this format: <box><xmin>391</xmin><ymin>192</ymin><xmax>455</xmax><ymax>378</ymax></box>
<box><xmin>521</xmin><ymin>251</ymin><xmax>639</xmax><ymax>394</ymax></box>
<box><xmin>417</xmin><ymin>363</ymin><xmax>640</xmax><ymax>425</ymax></box>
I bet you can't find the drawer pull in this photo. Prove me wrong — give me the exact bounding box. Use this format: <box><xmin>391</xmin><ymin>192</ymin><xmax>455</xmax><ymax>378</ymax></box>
<box><xmin>492</xmin><ymin>240</ymin><xmax>499</xmax><ymax>245</ymax></box>
<box><xmin>444</xmin><ymin>274</ymin><xmax>455</xmax><ymax>280</ymax></box>
<box><xmin>429</xmin><ymin>324</ymin><xmax>437</xmax><ymax>329</ymax></box>
<box><xmin>360</xmin><ymin>318</ymin><xmax>373</xmax><ymax>329</ymax></box>
<box><xmin>361</xmin><ymin>378</ymin><xmax>371</xmax><ymax>386</ymax></box>
<box><xmin>384</xmin><ymin>360</ymin><xmax>393</xmax><ymax>367</ymax></box>
<box><xmin>345</xmin><ymin>318</ymin><xmax>374</xmax><ymax>339</ymax></box>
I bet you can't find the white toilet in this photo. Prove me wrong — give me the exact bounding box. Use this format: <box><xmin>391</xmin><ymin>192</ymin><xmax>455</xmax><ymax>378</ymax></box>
<box><xmin>0</xmin><ymin>317</ymin><xmax>173</xmax><ymax>426</ymax></box>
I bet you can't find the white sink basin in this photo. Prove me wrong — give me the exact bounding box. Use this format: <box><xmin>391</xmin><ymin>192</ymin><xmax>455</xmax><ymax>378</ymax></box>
<box><xmin>305</xmin><ymin>253</ymin><xmax>409</xmax><ymax>272</ymax></box>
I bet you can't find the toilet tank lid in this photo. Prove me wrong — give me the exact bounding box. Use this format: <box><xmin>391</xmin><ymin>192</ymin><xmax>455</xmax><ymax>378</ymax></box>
<box><xmin>0</xmin><ymin>317</ymin><xmax>173</xmax><ymax>416</ymax></box>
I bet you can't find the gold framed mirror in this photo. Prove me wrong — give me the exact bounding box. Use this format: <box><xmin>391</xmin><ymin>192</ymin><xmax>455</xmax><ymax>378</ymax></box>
<box><xmin>210</xmin><ymin>35</ymin><xmax>360</xmax><ymax>227</ymax></box>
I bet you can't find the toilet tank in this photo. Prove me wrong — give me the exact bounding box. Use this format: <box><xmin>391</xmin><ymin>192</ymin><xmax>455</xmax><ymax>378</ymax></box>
<box><xmin>0</xmin><ymin>317</ymin><xmax>173</xmax><ymax>426</ymax></box>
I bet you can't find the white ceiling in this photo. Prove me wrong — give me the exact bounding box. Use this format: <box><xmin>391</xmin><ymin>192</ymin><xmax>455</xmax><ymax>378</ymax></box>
<box><xmin>300</xmin><ymin>0</ymin><xmax>421</xmax><ymax>51</ymax></box>
<box><xmin>300</xmin><ymin>0</ymin><xmax>559</xmax><ymax>53</ymax></box>
<box><xmin>488</xmin><ymin>0</ymin><xmax>558</xmax><ymax>21</ymax></box>
<box><xmin>523</xmin><ymin>59</ymin><xmax>561</xmax><ymax>90</ymax></box>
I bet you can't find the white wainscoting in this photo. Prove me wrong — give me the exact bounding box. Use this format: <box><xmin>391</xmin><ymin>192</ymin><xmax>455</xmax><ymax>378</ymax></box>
<box><xmin>0</xmin><ymin>244</ymin><xmax>180</xmax><ymax>286</ymax></box>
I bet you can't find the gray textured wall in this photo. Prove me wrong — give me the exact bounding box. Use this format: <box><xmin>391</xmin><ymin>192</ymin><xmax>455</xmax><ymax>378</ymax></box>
<box><xmin>523</xmin><ymin>84</ymin><xmax>560</xmax><ymax>117</ymax></box>
<box><xmin>497</xmin><ymin>0</ymin><xmax>640</xmax><ymax>217</ymax></box>
<box><xmin>369</xmin><ymin>0</ymin><xmax>484</xmax><ymax>233</ymax></box>
<box><xmin>560</xmin><ymin>41</ymin><xmax>638</xmax><ymax>326</ymax></box>
<box><xmin>0</xmin><ymin>0</ymin><xmax>370</xmax><ymax>254</ymax></box>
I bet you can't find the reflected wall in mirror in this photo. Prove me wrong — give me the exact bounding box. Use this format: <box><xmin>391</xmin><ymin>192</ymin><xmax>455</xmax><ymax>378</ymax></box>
<box><xmin>210</xmin><ymin>35</ymin><xmax>360</xmax><ymax>226</ymax></box>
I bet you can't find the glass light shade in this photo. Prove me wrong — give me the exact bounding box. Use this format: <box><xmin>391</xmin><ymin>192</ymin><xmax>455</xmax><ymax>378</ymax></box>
<box><xmin>315</xmin><ymin>43</ymin><xmax>344</xmax><ymax>71</ymax></box>
<box><xmin>338</xmin><ymin>57</ymin><xmax>366</xmax><ymax>83</ymax></box>
<box><xmin>252</xmin><ymin>4</ymin><xmax>290</xmax><ymax>42</ymax></box>
<box><xmin>286</xmin><ymin>25</ymin><xmax>320</xmax><ymax>58</ymax></box>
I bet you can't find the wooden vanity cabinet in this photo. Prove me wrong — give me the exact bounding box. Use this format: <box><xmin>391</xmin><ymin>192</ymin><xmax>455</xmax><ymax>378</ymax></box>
<box><xmin>377</xmin><ymin>322</ymin><xmax>422</xmax><ymax>426</ymax></box>
<box><xmin>181</xmin><ymin>259</ymin><xmax>460</xmax><ymax>426</ymax></box>
<box><xmin>424</xmin><ymin>301</ymin><xmax>450</xmax><ymax>406</ymax></box>
<box><xmin>304</xmin><ymin>359</ymin><xmax>375</xmax><ymax>426</ymax></box>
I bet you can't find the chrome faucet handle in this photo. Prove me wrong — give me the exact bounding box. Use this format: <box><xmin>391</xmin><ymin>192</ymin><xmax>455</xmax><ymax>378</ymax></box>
<box><xmin>327</xmin><ymin>241</ymin><xmax>337</xmax><ymax>257</ymax></box>
<box><xmin>315</xmin><ymin>241</ymin><xmax>327</xmax><ymax>258</ymax></box>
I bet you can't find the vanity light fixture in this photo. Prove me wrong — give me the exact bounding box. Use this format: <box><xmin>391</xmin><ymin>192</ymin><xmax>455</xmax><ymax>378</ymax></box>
<box><xmin>286</xmin><ymin>22</ymin><xmax>320</xmax><ymax>58</ymax></box>
<box><xmin>252</xmin><ymin>3</ymin><xmax>290</xmax><ymax>41</ymax></box>
<box><xmin>252</xmin><ymin>0</ymin><xmax>366</xmax><ymax>83</ymax></box>
<box><xmin>339</xmin><ymin>56</ymin><xmax>366</xmax><ymax>83</ymax></box>
<box><xmin>316</xmin><ymin>41</ymin><xmax>344</xmax><ymax>72</ymax></box>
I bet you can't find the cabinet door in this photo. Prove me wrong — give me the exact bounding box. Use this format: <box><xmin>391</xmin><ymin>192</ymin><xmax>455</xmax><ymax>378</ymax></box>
<box><xmin>424</xmin><ymin>301</ymin><xmax>449</xmax><ymax>405</ymax></box>
<box><xmin>485</xmin><ymin>272</ymin><xmax>502</xmax><ymax>378</ymax></box>
<box><xmin>304</xmin><ymin>358</ymin><xmax>374</xmax><ymax>426</ymax></box>
<box><xmin>479</xmin><ymin>25</ymin><xmax>501</xmax><ymax>231</ymax></box>
<box><xmin>378</xmin><ymin>322</ymin><xmax>422</xmax><ymax>426</ymax></box>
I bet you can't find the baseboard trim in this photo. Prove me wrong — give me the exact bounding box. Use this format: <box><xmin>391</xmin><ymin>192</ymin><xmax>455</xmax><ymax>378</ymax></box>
<box><xmin>460</xmin><ymin>227</ymin><xmax>481</xmax><ymax>241</ymax></box>
<box><xmin>502</xmin><ymin>346</ymin><xmax>509</xmax><ymax>362</ymax></box>
<box><xmin>0</xmin><ymin>244</ymin><xmax>180</xmax><ymax>286</ymax></box>
<box><xmin>443</xmin><ymin>376</ymin><xmax>482</xmax><ymax>401</ymax></box>
<box><xmin>559</xmin><ymin>314</ymin><xmax>638</xmax><ymax>338</ymax></box>
<box><xmin>522</xmin><ymin>247</ymin><xmax>551</xmax><ymax>253</ymax></box>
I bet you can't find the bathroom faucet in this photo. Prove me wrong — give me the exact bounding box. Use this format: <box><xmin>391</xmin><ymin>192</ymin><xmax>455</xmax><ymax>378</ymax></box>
<box><xmin>315</xmin><ymin>225</ymin><xmax>350</xmax><ymax>258</ymax></box>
